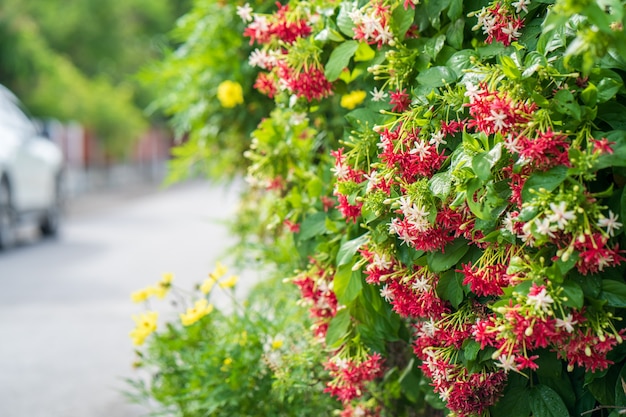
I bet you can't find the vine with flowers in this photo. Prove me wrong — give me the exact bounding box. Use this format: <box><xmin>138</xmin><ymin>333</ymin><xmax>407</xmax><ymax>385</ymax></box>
<box><xmin>138</xmin><ymin>0</ymin><xmax>626</xmax><ymax>416</ymax></box>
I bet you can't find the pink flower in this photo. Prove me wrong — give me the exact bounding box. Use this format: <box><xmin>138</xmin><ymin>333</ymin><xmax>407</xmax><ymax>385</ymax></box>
<box><xmin>389</xmin><ymin>89</ymin><xmax>411</xmax><ymax>112</ymax></box>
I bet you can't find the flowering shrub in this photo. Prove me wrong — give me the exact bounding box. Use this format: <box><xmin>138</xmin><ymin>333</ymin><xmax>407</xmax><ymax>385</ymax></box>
<box><xmin>144</xmin><ymin>0</ymin><xmax>626</xmax><ymax>416</ymax></box>
<box><xmin>127</xmin><ymin>264</ymin><xmax>340</xmax><ymax>416</ymax></box>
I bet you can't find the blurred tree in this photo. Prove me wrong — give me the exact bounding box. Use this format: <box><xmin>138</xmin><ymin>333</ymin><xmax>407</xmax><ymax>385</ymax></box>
<box><xmin>0</xmin><ymin>0</ymin><xmax>190</xmax><ymax>156</ymax></box>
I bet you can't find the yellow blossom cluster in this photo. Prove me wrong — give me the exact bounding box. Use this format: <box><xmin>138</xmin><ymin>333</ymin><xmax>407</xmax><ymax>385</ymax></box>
<box><xmin>131</xmin><ymin>273</ymin><xmax>173</xmax><ymax>303</ymax></box>
<box><xmin>200</xmin><ymin>261</ymin><xmax>239</xmax><ymax>294</ymax></box>
<box><xmin>340</xmin><ymin>90</ymin><xmax>366</xmax><ymax>110</ymax></box>
<box><xmin>129</xmin><ymin>311</ymin><xmax>158</xmax><ymax>346</ymax></box>
<box><xmin>180</xmin><ymin>299</ymin><xmax>214</xmax><ymax>326</ymax></box>
<box><xmin>217</xmin><ymin>80</ymin><xmax>244</xmax><ymax>108</ymax></box>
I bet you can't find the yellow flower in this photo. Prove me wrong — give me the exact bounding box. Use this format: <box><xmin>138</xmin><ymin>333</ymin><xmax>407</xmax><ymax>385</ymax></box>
<box><xmin>239</xmin><ymin>331</ymin><xmax>248</xmax><ymax>346</ymax></box>
<box><xmin>131</xmin><ymin>273</ymin><xmax>173</xmax><ymax>302</ymax></box>
<box><xmin>200</xmin><ymin>276</ymin><xmax>216</xmax><ymax>294</ymax></box>
<box><xmin>129</xmin><ymin>311</ymin><xmax>158</xmax><ymax>346</ymax></box>
<box><xmin>130</xmin><ymin>287</ymin><xmax>152</xmax><ymax>303</ymax></box>
<box><xmin>340</xmin><ymin>90</ymin><xmax>367</xmax><ymax>110</ymax></box>
<box><xmin>271</xmin><ymin>337</ymin><xmax>284</xmax><ymax>350</ymax></box>
<box><xmin>180</xmin><ymin>299</ymin><xmax>214</xmax><ymax>326</ymax></box>
<box><xmin>210</xmin><ymin>261</ymin><xmax>228</xmax><ymax>281</ymax></box>
<box><xmin>153</xmin><ymin>272</ymin><xmax>173</xmax><ymax>299</ymax></box>
<box><xmin>223</xmin><ymin>357</ymin><xmax>233</xmax><ymax>366</ymax></box>
<box><xmin>218</xmin><ymin>275</ymin><xmax>239</xmax><ymax>289</ymax></box>
<box><xmin>217</xmin><ymin>80</ymin><xmax>244</xmax><ymax>108</ymax></box>
<box><xmin>160</xmin><ymin>272</ymin><xmax>173</xmax><ymax>286</ymax></box>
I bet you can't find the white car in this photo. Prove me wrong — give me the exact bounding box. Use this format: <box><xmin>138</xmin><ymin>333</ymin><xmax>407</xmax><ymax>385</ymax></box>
<box><xmin>0</xmin><ymin>85</ymin><xmax>64</xmax><ymax>249</ymax></box>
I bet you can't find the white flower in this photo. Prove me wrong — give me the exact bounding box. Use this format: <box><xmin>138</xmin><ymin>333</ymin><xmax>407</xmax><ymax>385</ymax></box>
<box><xmin>502</xmin><ymin>212</ymin><xmax>517</xmax><ymax>234</ymax></box>
<box><xmin>290</xmin><ymin>112</ymin><xmax>308</xmax><ymax>126</ymax></box>
<box><xmin>429</xmin><ymin>131</ymin><xmax>447</xmax><ymax>148</ymax></box>
<box><xmin>512</xmin><ymin>0</ymin><xmax>530</xmax><ymax>14</ymax></box>
<box><xmin>375</xmin><ymin>24</ymin><xmax>394</xmax><ymax>45</ymax></box>
<box><xmin>598</xmin><ymin>210</ymin><xmax>623</xmax><ymax>237</ymax></box>
<box><xmin>503</xmin><ymin>134</ymin><xmax>523</xmax><ymax>154</ymax></box>
<box><xmin>365</xmin><ymin>170</ymin><xmax>381</xmax><ymax>193</ymax></box>
<box><xmin>421</xmin><ymin>319</ymin><xmax>437</xmax><ymax>337</ymax></box>
<box><xmin>380</xmin><ymin>285</ymin><xmax>394</xmax><ymax>301</ymax></box>
<box><xmin>495</xmin><ymin>354</ymin><xmax>517</xmax><ymax>372</ymax></box>
<box><xmin>411</xmin><ymin>276</ymin><xmax>431</xmax><ymax>292</ymax></box>
<box><xmin>548</xmin><ymin>201</ymin><xmax>576</xmax><ymax>230</ymax></box>
<box><xmin>370</xmin><ymin>252</ymin><xmax>392</xmax><ymax>270</ymax></box>
<box><xmin>501</xmin><ymin>22</ymin><xmax>522</xmax><ymax>43</ymax></box>
<box><xmin>248</xmin><ymin>49</ymin><xmax>271</xmax><ymax>69</ymax></box>
<box><xmin>331</xmin><ymin>163</ymin><xmax>349</xmax><ymax>180</ymax></box>
<box><xmin>370</xmin><ymin>87</ymin><xmax>388</xmax><ymax>102</ymax></box>
<box><xmin>555</xmin><ymin>313</ymin><xmax>577</xmax><ymax>333</ymax></box>
<box><xmin>464</xmin><ymin>81</ymin><xmax>481</xmax><ymax>103</ymax></box>
<box><xmin>409</xmin><ymin>140</ymin><xmax>431</xmax><ymax>160</ymax></box>
<box><xmin>526</xmin><ymin>287</ymin><xmax>554</xmax><ymax>312</ymax></box>
<box><xmin>486</xmin><ymin>109</ymin><xmax>509</xmax><ymax>132</ymax></box>
<box><xmin>236</xmin><ymin>3</ymin><xmax>254</xmax><ymax>22</ymax></box>
<box><xmin>388</xmin><ymin>218</ymin><xmax>402</xmax><ymax>235</ymax></box>
<box><xmin>534</xmin><ymin>217</ymin><xmax>556</xmax><ymax>238</ymax></box>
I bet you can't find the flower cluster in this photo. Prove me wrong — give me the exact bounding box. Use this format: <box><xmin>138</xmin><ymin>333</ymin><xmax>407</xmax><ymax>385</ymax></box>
<box><xmin>470</xmin><ymin>1</ymin><xmax>526</xmax><ymax>46</ymax></box>
<box><xmin>242</xmin><ymin>3</ymin><xmax>332</xmax><ymax>102</ymax></box>
<box><xmin>236</xmin><ymin>0</ymin><xmax>626</xmax><ymax>415</ymax></box>
<box><xmin>324</xmin><ymin>352</ymin><xmax>385</xmax><ymax>403</ymax></box>
<box><xmin>131</xmin><ymin>272</ymin><xmax>173</xmax><ymax>303</ymax></box>
<box><xmin>293</xmin><ymin>260</ymin><xmax>338</xmax><ymax>340</ymax></box>
<box><xmin>129</xmin><ymin>311</ymin><xmax>158</xmax><ymax>346</ymax></box>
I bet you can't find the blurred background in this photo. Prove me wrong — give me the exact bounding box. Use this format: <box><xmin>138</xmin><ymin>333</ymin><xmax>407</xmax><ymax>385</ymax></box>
<box><xmin>0</xmin><ymin>0</ymin><xmax>191</xmax><ymax>194</ymax></box>
<box><xmin>0</xmin><ymin>1</ymin><xmax>255</xmax><ymax>416</ymax></box>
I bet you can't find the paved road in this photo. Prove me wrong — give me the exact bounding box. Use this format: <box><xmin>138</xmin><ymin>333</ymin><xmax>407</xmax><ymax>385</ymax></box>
<box><xmin>0</xmin><ymin>180</ymin><xmax>253</xmax><ymax>417</ymax></box>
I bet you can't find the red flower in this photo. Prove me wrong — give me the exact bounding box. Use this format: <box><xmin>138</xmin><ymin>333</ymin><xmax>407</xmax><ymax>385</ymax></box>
<box><xmin>592</xmin><ymin>137</ymin><xmax>616</xmax><ymax>154</ymax></box>
<box><xmin>389</xmin><ymin>89</ymin><xmax>411</xmax><ymax>112</ymax></box>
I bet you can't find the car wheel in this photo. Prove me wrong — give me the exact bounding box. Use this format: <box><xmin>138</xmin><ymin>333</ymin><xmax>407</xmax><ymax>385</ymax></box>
<box><xmin>40</xmin><ymin>175</ymin><xmax>62</xmax><ymax>237</ymax></box>
<box><xmin>0</xmin><ymin>179</ymin><xmax>16</xmax><ymax>250</ymax></box>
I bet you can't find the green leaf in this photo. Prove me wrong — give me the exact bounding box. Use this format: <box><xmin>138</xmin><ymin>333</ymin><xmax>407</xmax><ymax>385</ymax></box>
<box><xmin>334</xmin><ymin>263</ymin><xmax>363</xmax><ymax>304</ymax></box>
<box><xmin>600</xmin><ymin>279</ymin><xmax>626</xmax><ymax>307</ymax></box>
<box><xmin>446</xmin><ymin>18</ymin><xmax>465</xmax><ymax>50</ymax></box>
<box><xmin>552</xmin><ymin>89</ymin><xmax>581</xmax><ymax>121</ymax></box>
<box><xmin>429</xmin><ymin>171</ymin><xmax>452</xmax><ymax>199</ymax></box>
<box><xmin>298</xmin><ymin>212</ymin><xmax>327</xmax><ymax>240</ymax></box>
<box><xmin>472</xmin><ymin>143</ymin><xmax>503</xmax><ymax>181</ymax></box>
<box><xmin>529</xmin><ymin>385</ymin><xmax>570</xmax><ymax>417</ymax></box>
<box><xmin>598</xmin><ymin>103</ymin><xmax>626</xmax><ymax>130</ymax></box>
<box><xmin>392</xmin><ymin>4</ymin><xmax>415</xmax><ymax>38</ymax></box>
<box><xmin>522</xmin><ymin>51</ymin><xmax>547</xmax><ymax>78</ymax></box>
<box><xmin>354</xmin><ymin>42</ymin><xmax>375</xmax><ymax>62</ymax></box>
<box><xmin>500</xmin><ymin>55</ymin><xmax>521</xmax><ymax>80</ymax></box>
<box><xmin>336</xmin><ymin>3</ymin><xmax>356</xmax><ymax>37</ymax></box>
<box><xmin>416</xmin><ymin>66</ymin><xmax>457</xmax><ymax>87</ymax></box>
<box><xmin>466</xmin><ymin>178</ymin><xmax>492</xmax><ymax>220</ymax></box>
<box><xmin>426</xmin><ymin>238</ymin><xmax>470</xmax><ymax>272</ymax></box>
<box><xmin>463</xmin><ymin>339</ymin><xmax>480</xmax><ymax>362</ymax></box>
<box><xmin>336</xmin><ymin>234</ymin><xmax>370</xmax><ymax>266</ymax></box>
<box><xmin>446</xmin><ymin>50</ymin><xmax>478</xmax><ymax>78</ymax></box>
<box><xmin>325</xmin><ymin>309</ymin><xmax>351</xmax><ymax>348</ymax></box>
<box><xmin>325</xmin><ymin>40</ymin><xmax>359</xmax><ymax>81</ymax></box>
<box><xmin>521</xmin><ymin>165</ymin><xmax>568</xmax><ymax>203</ymax></box>
<box><xmin>490</xmin><ymin>373</ymin><xmax>531</xmax><ymax>417</ymax></box>
<box><xmin>580</xmin><ymin>83</ymin><xmax>598</xmax><ymax>107</ymax></box>
<box><xmin>561</xmin><ymin>280</ymin><xmax>584</xmax><ymax>309</ymax></box>
<box><xmin>538</xmin><ymin>373</ymin><xmax>576</xmax><ymax>415</ymax></box>
<box><xmin>447</xmin><ymin>0</ymin><xmax>463</xmax><ymax>20</ymax></box>
<box><xmin>436</xmin><ymin>270</ymin><xmax>464</xmax><ymax>308</ymax></box>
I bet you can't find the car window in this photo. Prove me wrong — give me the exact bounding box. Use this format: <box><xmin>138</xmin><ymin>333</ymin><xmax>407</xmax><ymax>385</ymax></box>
<box><xmin>0</xmin><ymin>90</ymin><xmax>36</xmax><ymax>137</ymax></box>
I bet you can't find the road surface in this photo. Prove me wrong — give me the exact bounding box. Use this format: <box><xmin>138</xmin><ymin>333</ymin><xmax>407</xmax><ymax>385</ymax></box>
<box><xmin>0</xmin><ymin>180</ymin><xmax>254</xmax><ymax>417</ymax></box>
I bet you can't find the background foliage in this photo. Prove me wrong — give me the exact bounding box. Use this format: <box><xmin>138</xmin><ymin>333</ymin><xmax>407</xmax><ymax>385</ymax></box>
<box><xmin>0</xmin><ymin>0</ymin><xmax>189</xmax><ymax>155</ymax></box>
